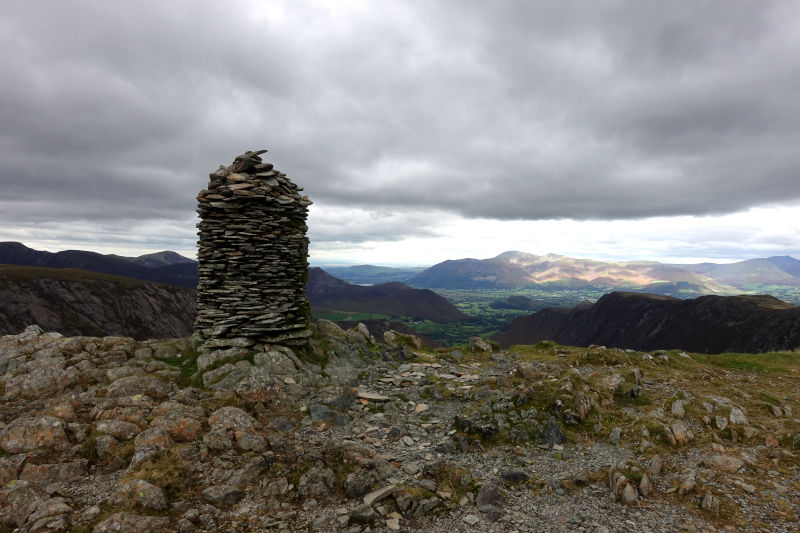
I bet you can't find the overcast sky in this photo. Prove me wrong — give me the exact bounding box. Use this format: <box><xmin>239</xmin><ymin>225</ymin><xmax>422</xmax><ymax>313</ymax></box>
<box><xmin>2</xmin><ymin>1</ymin><xmax>799</xmax><ymax>266</ymax></box>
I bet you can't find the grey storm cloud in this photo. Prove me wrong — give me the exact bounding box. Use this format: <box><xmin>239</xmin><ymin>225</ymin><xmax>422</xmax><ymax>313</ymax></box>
<box><xmin>1</xmin><ymin>0</ymin><xmax>799</xmax><ymax>244</ymax></box>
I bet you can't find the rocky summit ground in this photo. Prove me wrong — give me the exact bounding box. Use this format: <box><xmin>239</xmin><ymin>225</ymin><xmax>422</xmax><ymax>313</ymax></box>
<box><xmin>0</xmin><ymin>323</ymin><xmax>798</xmax><ymax>532</ymax></box>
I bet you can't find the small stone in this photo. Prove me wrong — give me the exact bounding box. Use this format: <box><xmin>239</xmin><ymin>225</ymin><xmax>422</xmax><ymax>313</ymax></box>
<box><xmin>647</xmin><ymin>454</ymin><xmax>663</xmax><ymax>475</ymax></box>
<box><xmin>609</xmin><ymin>427</ymin><xmax>622</xmax><ymax>444</ymax></box>
<box><xmin>671</xmin><ymin>400</ymin><xmax>686</xmax><ymax>419</ymax></box>
<box><xmin>709</xmin><ymin>455</ymin><xmax>744</xmax><ymax>473</ymax></box>
<box><xmin>356</xmin><ymin>391</ymin><xmax>390</xmax><ymax>402</ymax></box>
<box><xmin>639</xmin><ymin>474</ymin><xmax>652</xmax><ymax>497</ymax></box>
<box><xmin>349</xmin><ymin>503</ymin><xmax>377</xmax><ymax>523</ymax></box>
<box><xmin>670</xmin><ymin>420</ymin><xmax>692</xmax><ymax>444</ymax></box>
<box><xmin>363</xmin><ymin>485</ymin><xmax>395</xmax><ymax>506</ymax></box>
<box><xmin>621</xmin><ymin>483</ymin><xmax>638</xmax><ymax>505</ymax></box>
<box><xmin>476</xmin><ymin>483</ymin><xmax>503</xmax><ymax>508</ymax></box>
<box><xmin>728</xmin><ymin>407</ymin><xmax>748</xmax><ymax>425</ymax></box>
<box><xmin>297</xmin><ymin>465</ymin><xmax>335</xmax><ymax>498</ymax></box>
<box><xmin>500</xmin><ymin>470</ymin><xmax>530</xmax><ymax>483</ymax></box>
<box><xmin>414</xmin><ymin>403</ymin><xmax>430</xmax><ymax>413</ymax></box>
<box><xmin>202</xmin><ymin>485</ymin><xmax>245</xmax><ymax>506</ymax></box>
<box><xmin>463</xmin><ymin>514</ymin><xmax>480</xmax><ymax>525</ymax></box>
<box><xmin>679</xmin><ymin>473</ymin><xmax>696</xmax><ymax>496</ymax></box>
<box><xmin>544</xmin><ymin>417</ymin><xmax>567</xmax><ymax>446</ymax></box>
<box><xmin>702</xmin><ymin>492</ymin><xmax>719</xmax><ymax>515</ymax></box>
<box><xmin>469</xmin><ymin>337</ymin><xmax>492</xmax><ymax>353</ymax></box>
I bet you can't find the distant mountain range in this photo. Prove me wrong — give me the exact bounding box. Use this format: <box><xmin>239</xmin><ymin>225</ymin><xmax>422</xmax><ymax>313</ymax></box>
<box><xmin>0</xmin><ymin>242</ymin><xmax>198</xmax><ymax>288</ymax></box>
<box><xmin>492</xmin><ymin>291</ymin><xmax>800</xmax><ymax>354</ymax></box>
<box><xmin>407</xmin><ymin>251</ymin><xmax>800</xmax><ymax>296</ymax></box>
<box><xmin>6</xmin><ymin>243</ymin><xmax>800</xmax><ymax>300</ymax></box>
<box><xmin>0</xmin><ymin>265</ymin><xmax>195</xmax><ymax>339</ymax></box>
<box><xmin>307</xmin><ymin>268</ymin><xmax>468</xmax><ymax>322</ymax></box>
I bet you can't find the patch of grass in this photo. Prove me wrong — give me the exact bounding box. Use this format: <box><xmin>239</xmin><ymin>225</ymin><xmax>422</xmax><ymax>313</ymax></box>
<box><xmin>125</xmin><ymin>449</ymin><xmax>186</xmax><ymax>491</ymax></box>
<box><xmin>79</xmin><ymin>431</ymin><xmax>99</xmax><ymax>462</ymax></box>
<box><xmin>692</xmin><ymin>351</ymin><xmax>800</xmax><ymax>374</ymax></box>
<box><xmin>429</xmin><ymin>463</ymin><xmax>477</xmax><ymax>501</ymax></box>
<box><xmin>313</xmin><ymin>310</ymin><xmax>391</xmax><ymax>322</ymax></box>
<box><xmin>303</xmin><ymin>334</ymin><xmax>331</xmax><ymax>368</ymax></box>
<box><xmin>613</xmin><ymin>383</ymin><xmax>652</xmax><ymax>406</ymax></box>
<box><xmin>160</xmin><ymin>343</ymin><xmax>201</xmax><ymax>386</ymax></box>
<box><xmin>758</xmin><ymin>391</ymin><xmax>781</xmax><ymax>405</ymax></box>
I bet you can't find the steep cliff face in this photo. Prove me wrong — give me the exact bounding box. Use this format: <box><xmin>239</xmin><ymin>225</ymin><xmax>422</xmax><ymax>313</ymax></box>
<box><xmin>493</xmin><ymin>291</ymin><xmax>800</xmax><ymax>354</ymax></box>
<box><xmin>0</xmin><ymin>265</ymin><xmax>195</xmax><ymax>339</ymax></box>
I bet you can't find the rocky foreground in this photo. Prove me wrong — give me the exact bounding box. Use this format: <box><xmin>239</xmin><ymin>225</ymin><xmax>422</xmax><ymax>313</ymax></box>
<box><xmin>0</xmin><ymin>324</ymin><xmax>798</xmax><ymax>532</ymax></box>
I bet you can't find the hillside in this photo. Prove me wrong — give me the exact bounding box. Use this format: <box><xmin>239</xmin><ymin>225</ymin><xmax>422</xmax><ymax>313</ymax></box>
<box><xmin>0</xmin><ymin>264</ymin><xmax>195</xmax><ymax>339</ymax></box>
<box><xmin>493</xmin><ymin>291</ymin><xmax>800</xmax><ymax>354</ymax></box>
<box><xmin>680</xmin><ymin>258</ymin><xmax>800</xmax><ymax>287</ymax></box>
<box><xmin>409</xmin><ymin>251</ymin><xmax>738</xmax><ymax>294</ymax></box>
<box><xmin>307</xmin><ymin>267</ymin><xmax>468</xmax><ymax>322</ymax></box>
<box><xmin>0</xmin><ymin>242</ymin><xmax>198</xmax><ymax>288</ymax></box>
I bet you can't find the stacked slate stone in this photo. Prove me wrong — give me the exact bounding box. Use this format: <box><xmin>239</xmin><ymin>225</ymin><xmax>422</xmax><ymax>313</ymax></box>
<box><xmin>195</xmin><ymin>150</ymin><xmax>312</xmax><ymax>349</ymax></box>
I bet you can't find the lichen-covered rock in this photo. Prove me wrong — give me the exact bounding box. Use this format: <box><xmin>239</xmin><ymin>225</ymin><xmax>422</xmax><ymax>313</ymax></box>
<box><xmin>197</xmin><ymin>347</ymin><xmax>248</xmax><ymax>372</ymax></box>
<box><xmin>19</xmin><ymin>460</ymin><xmax>86</xmax><ymax>483</ymax></box>
<box><xmin>0</xmin><ymin>416</ymin><xmax>70</xmax><ymax>453</ymax></box>
<box><xmin>253</xmin><ymin>349</ymin><xmax>297</xmax><ymax>374</ymax></box>
<box><xmin>25</xmin><ymin>496</ymin><xmax>72</xmax><ymax>532</ymax></box>
<box><xmin>208</xmin><ymin>406</ymin><xmax>255</xmax><ymax>431</ymax></box>
<box><xmin>3</xmin><ymin>366</ymin><xmax>76</xmax><ymax>400</ymax></box>
<box><xmin>106</xmin><ymin>375</ymin><xmax>170</xmax><ymax>400</ymax></box>
<box><xmin>96</xmin><ymin>420</ymin><xmax>142</xmax><ymax>440</ymax></box>
<box><xmin>110</xmin><ymin>479</ymin><xmax>168</xmax><ymax>510</ymax></box>
<box><xmin>0</xmin><ymin>453</ymin><xmax>27</xmax><ymax>485</ymax></box>
<box><xmin>234</xmin><ymin>372</ymin><xmax>284</xmax><ymax>403</ymax></box>
<box><xmin>0</xmin><ymin>480</ymin><xmax>47</xmax><ymax>528</ymax></box>
<box><xmin>133</xmin><ymin>427</ymin><xmax>173</xmax><ymax>449</ymax></box>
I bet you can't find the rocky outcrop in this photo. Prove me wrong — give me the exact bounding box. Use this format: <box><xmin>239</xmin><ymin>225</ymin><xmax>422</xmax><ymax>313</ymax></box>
<box><xmin>0</xmin><ymin>265</ymin><xmax>195</xmax><ymax>339</ymax></box>
<box><xmin>194</xmin><ymin>150</ymin><xmax>312</xmax><ymax>349</ymax></box>
<box><xmin>0</xmin><ymin>324</ymin><xmax>797</xmax><ymax>532</ymax></box>
<box><xmin>494</xmin><ymin>291</ymin><xmax>800</xmax><ymax>353</ymax></box>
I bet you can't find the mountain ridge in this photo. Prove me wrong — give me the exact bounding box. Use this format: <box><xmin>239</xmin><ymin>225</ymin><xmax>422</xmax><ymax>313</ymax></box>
<box><xmin>307</xmin><ymin>267</ymin><xmax>468</xmax><ymax>322</ymax></box>
<box><xmin>0</xmin><ymin>242</ymin><xmax>198</xmax><ymax>288</ymax></box>
<box><xmin>492</xmin><ymin>291</ymin><xmax>800</xmax><ymax>354</ymax></box>
<box><xmin>408</xmin><ymin>250</ymin><xmax>800</xmax><ymax>295</ymax></box>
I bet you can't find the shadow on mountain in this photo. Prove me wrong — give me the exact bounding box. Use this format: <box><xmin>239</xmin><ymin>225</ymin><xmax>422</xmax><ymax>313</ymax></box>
<box><xmin>493</xmin><ymin>291</ymin><xmax>800</xmax><ymax>354</ymax></box>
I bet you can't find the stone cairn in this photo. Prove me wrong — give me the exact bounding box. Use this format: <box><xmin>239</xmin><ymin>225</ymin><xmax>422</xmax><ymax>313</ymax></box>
<box><xmin>194</xmin><ymin>149</ymin><xmax>312</xmax><ymax>349</ymax></box>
